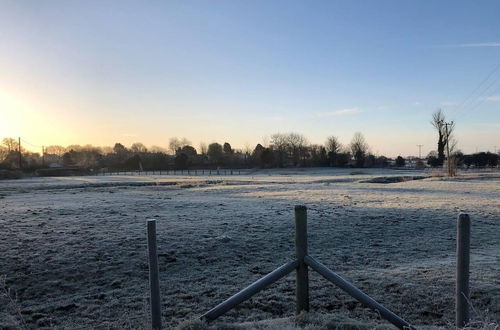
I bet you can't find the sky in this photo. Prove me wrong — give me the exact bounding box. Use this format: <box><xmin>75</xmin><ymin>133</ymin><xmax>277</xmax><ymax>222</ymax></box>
<box><xmin>0</xmin><ymin>0</ymin><xmax>499</xmax><ymax>157</ymax></box>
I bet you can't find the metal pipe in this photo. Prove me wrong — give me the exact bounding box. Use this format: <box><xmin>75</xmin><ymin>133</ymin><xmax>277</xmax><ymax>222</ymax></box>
<box><xmin>305</xmin><ymin>255</ymin><xmax>415</xmax><ymax>330</ymax></box>
<box><xmin>201</xmin><ymin>260</ymin><xmax>299</xmax><ymax>322</ymax></box>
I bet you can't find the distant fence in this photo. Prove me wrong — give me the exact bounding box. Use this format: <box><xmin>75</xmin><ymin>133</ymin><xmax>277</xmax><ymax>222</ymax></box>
<box><xmin>95</xmin><ymin>169</ymin><xmax>248</xmax><ymax>176</ymax></box>
<box><xmin>146</xmin><ymin>208</ymin><xmax>472</xmax><ymax>329</ymax></box>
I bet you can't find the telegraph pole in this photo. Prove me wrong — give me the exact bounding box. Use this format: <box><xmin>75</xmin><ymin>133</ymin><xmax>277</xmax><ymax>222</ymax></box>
<box><xmin>444</xmin><ymin>121</ymin><xmax>454</xmax><ymax>176</ymax></box>
<box><xmin>18</xmin><ymin>137</ymin><xmax>22</xmax><ymax>169</ymax></box>
<box><xmin>42</xmin><ymin>146</ymin><xmax>45</xmax><ymax>167</ymax></box>
<box><xmin>416</xmin><ymin>145</ymin><xmax>423</xmax><ymax>159</ymax></box>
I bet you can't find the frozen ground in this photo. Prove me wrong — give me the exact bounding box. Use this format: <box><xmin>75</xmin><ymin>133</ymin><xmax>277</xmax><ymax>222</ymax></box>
<box><xmin>0</xmin><ymin>168</ymin><xmax>499</xmax><ymax>329</ymax></box>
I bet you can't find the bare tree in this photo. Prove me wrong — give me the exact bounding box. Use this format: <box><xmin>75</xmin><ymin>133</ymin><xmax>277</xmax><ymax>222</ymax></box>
<box><xmin>325</xmin><ymin>136</ymin><xmax>342</xmax><ymax>166</ymax></box>
<box><xmin>45</xmin><ymin>145</ymin><xmax>66</xmax><ymax>156</ymax></box>
<box><xmin>130</xmin><ymin>142</ymin><xmax>148</xmax><ymax>153</ymax></box>
<box><xmin>2</xmin><ymin>138</ymin><xmax>18</xmax><ymax>152</ymax></box>
<box><xmin>113</xmin><ymin>143</ymin><xmax>128</xmax><ymax>155</ymax></box>
<box><xmin>168</xmin><ymin>137</ymin><xmax>191</xmax><ymax>155</ymax></box>
<box><xmin>270</xmin><ymin>133</ymin><xmax>288</xmax><ymax>167</ymax></box>
<box><xmin>199</xmin><ymin>142</ymin><xmax>208</xmax><ymax>156</ymax></box>
<box><xmin>287</xmin><ymin>133</ymin><xmax>308</xmax><ymax>166</ymax></box>
<box><xmin>261</xmin><ymin>135</ymin><xmax>270</xmax><ymax>148</ymax></box>
<box><xmin>325</xmin><ymin>136</ymin><xmax>342</xmax><ymax>154</ymax></box>
<box><xmin>0</xmin><ymin>145</ymin><xmax>8</xmax><ymax>162</ymax></box>
<box><xmin>431</xmin><ymin>109</ymin><xmax>456</xmax><ymax>175</ymax></box>
<box><xmin>350</xmin><ymin>132</ymin><xmax>369</xmax><ymax>167</ymax></box>
<box><xmin>168</xmin><ymin>138</ymin><xmax>181</xmax><ymax>154</ymax></box>
<box><xmin>66</xmin><ymin>144</ymin><xmax>83</xmax><ymax>152</ymax></box>
<box><xmin>431</xmin><ymin>109</ymin><xmax>455</xmax><ymax>165</ymax></box>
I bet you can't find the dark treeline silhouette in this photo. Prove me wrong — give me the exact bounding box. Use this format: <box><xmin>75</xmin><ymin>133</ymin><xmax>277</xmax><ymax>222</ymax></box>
<box><xmin>1</xmin><ymin>134</ymin><xmax>498</xmax><ymax>174</ymax></box>
<box><xmin>426</xmin><ymin>150</ymin><xmax>499</xmax><ymax>168</ymax></box>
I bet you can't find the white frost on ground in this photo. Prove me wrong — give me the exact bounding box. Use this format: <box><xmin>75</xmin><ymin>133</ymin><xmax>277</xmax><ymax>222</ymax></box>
<box><xmin>0</xmin><ymin>168</ymin><xmax>498</xmax><ymax>329</ymax></box>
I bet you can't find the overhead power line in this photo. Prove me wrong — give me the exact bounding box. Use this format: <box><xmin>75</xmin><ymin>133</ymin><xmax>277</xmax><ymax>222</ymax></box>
<box><xmin>20</xmin><ymin>138</ymin><xmax>43</xmax><ymax>149</ymax></box>
<box><xmin>452</xmin><ymin>63</ymin><xmax>500</xmax><ymax>115</ymax></box>
<box><xmin>465</xmin><ymin>84</ymin><xmax>500</xmax><ymax>115</ymax></box>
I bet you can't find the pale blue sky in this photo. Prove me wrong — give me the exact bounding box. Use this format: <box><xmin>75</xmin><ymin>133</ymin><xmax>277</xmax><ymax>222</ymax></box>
<box><xmin>0</xmin><ymin>0</ymin><xmax>499</xmax><ymax>156</ymax></box>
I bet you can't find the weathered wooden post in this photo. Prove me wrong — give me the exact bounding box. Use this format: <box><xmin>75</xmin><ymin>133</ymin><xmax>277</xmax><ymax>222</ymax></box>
<box><xmin>147</xmin><ymin>219</ymin><xmax>162</xmax><ymax>329</ymax></box>
<box><xmin>295</xmin><ymin>205</ymin><xmax>309</xmax><ymax>314</ymax></box>
<box><xmin>456</xmin><ymin>213</ymin><xmax>470</xmax><ymax>328</ymax></box>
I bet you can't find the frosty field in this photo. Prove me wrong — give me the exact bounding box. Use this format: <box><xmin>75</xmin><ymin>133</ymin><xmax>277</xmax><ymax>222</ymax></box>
<box><xmin>1</xmin><ymin>168</ymin><xmax>499</xmax><ymax>329</ymax></box>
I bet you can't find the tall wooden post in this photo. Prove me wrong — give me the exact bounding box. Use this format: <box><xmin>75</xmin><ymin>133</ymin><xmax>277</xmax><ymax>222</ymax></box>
<box><xmin>18</xmin><ymin>137</ymin><xmax>22</xmax><ymax>169</ymax></box>
<box><xmin>456</xmin><ymin>213</ymin><xmax>470</xmax><ymax>328</ymax></box>
<box><xmin>295</xmin><ymin>205</ymin><xmax>309</xmax><ymax>314</ymax></box>
<box><xmin>147</xmin><ymin>219</ymin><xmax>162</xmax><ymax>329</ymax></box>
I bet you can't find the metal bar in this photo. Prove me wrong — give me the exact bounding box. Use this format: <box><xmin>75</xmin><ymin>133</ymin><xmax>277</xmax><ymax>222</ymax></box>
<box><xmin>295</xmin><ymin>205</ymin><xmax>309</xmax><ymax>313</ymax></box>
<box><xmin>147</xmin><ymin>219</ymin><xmax>162</xmax><ymax>329</ymax></box>
<box><xmin>201</xmin><ymin>260</ymin><xmax>299</xmax><ymax>322</ymax></box>
<box><xmin>456</xmin><ymin>213</ymin><xmax>470</xmax><ymax>328</ymax></box>
<box><xmin>305</xmin><ymin>256</ymin><xmax>415</xmax><ymax>330</ymax></box>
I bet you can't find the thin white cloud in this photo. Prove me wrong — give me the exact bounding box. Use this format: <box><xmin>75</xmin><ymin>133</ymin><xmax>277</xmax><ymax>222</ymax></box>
<box><xmin>458</xmin><ymin>42</ymin><xmax>500</xmax><ymax>47</ymax></box>
<box><xmin>315</xmin><ymin>108</ymin><xmax>361</xmax><ymax>117</ymax></box>
<box><xmin>438</xmin><ymin>42</ymin><xmax>500</xmax><ymax>48</ymax></box>
<box><xmin>440</xmin><ymin>101</ymin><xmax>457</xmax><ymax>106</ymax></box>
<box><xmin>485</xmin><ymin>95</ymin><xmax>500</xmax><ymax>102</ymax></box>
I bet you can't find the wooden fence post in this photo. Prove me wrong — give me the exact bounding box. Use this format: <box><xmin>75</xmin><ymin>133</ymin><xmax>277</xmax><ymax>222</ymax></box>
<box><xmin>456</xmin><ymin>213</ymin><xmax>470</xmax><ymax>328</ymax></box>
<box><xmin>295</xmin><ymin>205</ymin><xmax>309</xmax><ymax>314</ymax></box>
<box><xmin>147</xmin><ymin>219</ymin><xmax>162</xmax><ymax>329</ymax></box>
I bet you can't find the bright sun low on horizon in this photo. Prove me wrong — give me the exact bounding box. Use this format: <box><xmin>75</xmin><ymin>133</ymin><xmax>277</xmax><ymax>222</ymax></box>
<box><xmin>1</xmin><ymin>1</ymin><xmax>499</xmax><ymax>157</ymax></box>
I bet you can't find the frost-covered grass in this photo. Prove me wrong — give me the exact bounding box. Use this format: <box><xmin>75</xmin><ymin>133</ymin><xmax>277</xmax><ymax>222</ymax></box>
<box><xmin>0</xmin><ymin>168</ymin><xmax>498</xmax><ymax>329</ymax></box>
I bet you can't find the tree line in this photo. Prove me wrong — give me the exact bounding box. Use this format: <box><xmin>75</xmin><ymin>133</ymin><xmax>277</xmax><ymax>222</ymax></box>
<box><xmin>1</xmin><ymin>131</ymin><xmax>498</xmax><ymax>172</ymax></box>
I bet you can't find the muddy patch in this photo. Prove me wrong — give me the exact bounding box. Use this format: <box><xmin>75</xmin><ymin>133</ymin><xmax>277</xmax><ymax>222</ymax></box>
<box><xmin>361</xmin><ymin>176</ymin><xmax>427</xmax><ymax>184</ymax></box>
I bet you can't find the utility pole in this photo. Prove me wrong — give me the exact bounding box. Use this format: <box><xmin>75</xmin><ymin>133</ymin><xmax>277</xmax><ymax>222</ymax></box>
<box><xmin>444</xmin><ymin>121</ymin><xmax>454</xmax><ymax>176</ymax></box>
<box><xmin>42</xmin><ymin>146</ymin><xmax>45</xmax><ymax>167</ymax></box>
<box><xmin>416</xmin><ymin>145</ymin><xmax>423</xmax><ymax>159</ymax></box>
<box><xmin>18</xmin><ymin>137</ymin><xmax>22</xmax><ymax>169</ymax></box>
